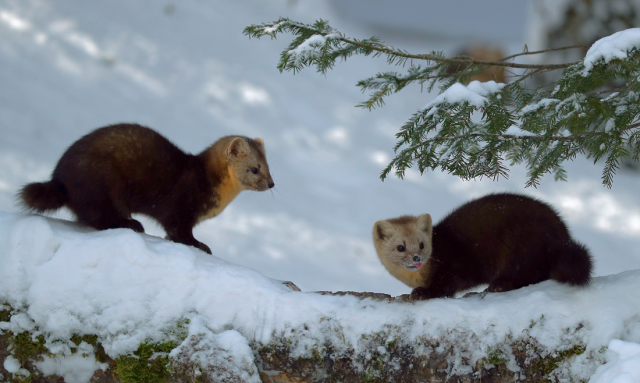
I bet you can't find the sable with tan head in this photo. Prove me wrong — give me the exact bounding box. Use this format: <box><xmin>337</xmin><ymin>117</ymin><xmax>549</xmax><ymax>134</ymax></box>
<box><xmin>18</xmin><ymin>124</ymin><xmax>276</xmax><ymax>255</ymax></box>
<box><xmin>372</xmin><ymin>214</ymin><xmax>433</xmax><ymax>288</ymax></box>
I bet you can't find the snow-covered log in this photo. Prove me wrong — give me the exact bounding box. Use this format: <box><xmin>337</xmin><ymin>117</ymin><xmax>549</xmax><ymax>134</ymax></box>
<box><xmin>1</xmin><ymin>212</ymin><xmax>639</xmax><ymax>382</ymax></box>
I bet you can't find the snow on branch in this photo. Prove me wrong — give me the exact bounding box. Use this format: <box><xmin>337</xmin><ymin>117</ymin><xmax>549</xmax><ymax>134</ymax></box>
<box><xmin>423</xmin><ymin>81</ymin><xmax>505</xmax><ymax>116</ymax></box>
<box><xmin>583</xmin><ymin>28</ymin><xmax>640</xmax><ymax>74</ymax></box>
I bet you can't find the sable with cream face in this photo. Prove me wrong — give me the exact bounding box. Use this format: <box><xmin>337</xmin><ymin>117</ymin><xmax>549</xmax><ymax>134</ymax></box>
<box><xmin>372</xmin><ymin>214</ymin><xmax>433</xmax><ymax>288</ymax></box>
<box><xmin>370</xmin><ymin>193</ymin><xmax>593</xmax><ymax>300</ymax></box>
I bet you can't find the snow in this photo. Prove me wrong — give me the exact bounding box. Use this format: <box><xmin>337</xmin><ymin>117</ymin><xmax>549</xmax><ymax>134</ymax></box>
<box><xmin>467</xmin><ymin>80</ymin><xmax>505</xmax><ymax>97</ymax></box>
<box><xmin>170</xmin><ymin>318</ymin><xmax>261</xmax><ymax>383</ymax></box>
<box><xmin>290</xmin><ymin>34</ymin><xmax>337</xmax><ymax>56</ymax></box>
<box><xmin>504</xmin><ymin>125</ymin><xmax>536</xmax><ymax>137</ymax></box>
<box><xmin>35</xmin><ymin>348</ymin><xmax>109</xmax><ymax>383</ymax></box>
<box><xmin>3</xmin><ymin>355</ymin><xmax>20</xmax><ymax>373</ymax></box>
<box><xmin>263</xmin><ymin>22</ymin><xmax>283</xmax><ymax>34</ymax></box>
<box><xmin>583</xmin><ymin>28</ymin><xmax>640</xmax><ymax>74</ymax></box>
<box><xmin>521</xmin><ymin>98</ymin><xmax>560</xmax><ymax>114</ymax></box>
<box><xmin>1</xmin><ymin>212</ymin><xmax>640</xmax><ymax>381</ymax></box>
<box><xmin>287</xmin><ymin>33</ymin><xmax>340</xmax><ymax>66</ymax></box>
<box><xmin>2</xmin><ymin>355</ymin><xmax>30</xmax><ymax>378</ymax></box>
<box><xmin>589</xmin><ymin>340</ymin><xmax>640</xmax><ymax>383</ymax></box>
<box><xmin>423</xmin><ymin>80</ymin><xmax>504</xmax><ymax>116</ymax></box>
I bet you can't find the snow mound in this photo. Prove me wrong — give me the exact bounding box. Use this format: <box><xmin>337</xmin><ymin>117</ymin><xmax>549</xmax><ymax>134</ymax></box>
<box><xmin>35</xmin><ymin>347</ymin><xmax>109</xmax><ymax>383</ymax></box>
<box><xmin>1</xmin><ymin>212</ymin><xmax>640</xmax><ymax>381</ymax></box>
<box><xmin>583</xmin><ymin>28</ymin><xmax>640</xmax><ymax>74</ymax></box>
<box><xmin>170</xmin><ymin>317</ymin><xmax>261</xmax><ymax>383</ymax></box>
<box><xmin>589</xmin><ymin>340</ymin><xmax>640</xmax><ymax>383</ymax></box>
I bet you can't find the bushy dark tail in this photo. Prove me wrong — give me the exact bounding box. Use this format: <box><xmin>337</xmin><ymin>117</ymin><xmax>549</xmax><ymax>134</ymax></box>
<box><xmin>550</xmin><ymin>241</ymin><xmax>593</xmax><ymax>287</ymax></box>
<box><xmin>19</xmin><ymin>180</ymin><xmax>68</xmax><ymax>213</ymax></box>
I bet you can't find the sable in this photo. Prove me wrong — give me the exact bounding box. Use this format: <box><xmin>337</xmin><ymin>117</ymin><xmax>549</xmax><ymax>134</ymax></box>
<box><xmin>373</xmin><ymin>193</ymin><xmax>593</xmax><ymax>300</ymax></box>
<box><xmin>19</xmin><ymin>123</ymin><xmax>274</xmax><ymax>254</ymax></box>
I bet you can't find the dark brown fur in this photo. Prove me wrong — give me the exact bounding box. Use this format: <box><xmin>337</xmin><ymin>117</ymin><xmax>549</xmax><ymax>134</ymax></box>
<box><xmin>375</xmin><ymin>193</ymin><xmax>593</xmax><ymax>300</ymax></box>
<box><xmin>19</xmin><ymin>123</ymin><xmax>274</xmax><ymax>254</ymax></box>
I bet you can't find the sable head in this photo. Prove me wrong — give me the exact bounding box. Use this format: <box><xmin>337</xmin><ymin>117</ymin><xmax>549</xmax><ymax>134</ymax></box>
<box><xmin>224</xmin><ymin>136</ymin><xmax>274</xmax><ymax>191</ymax></box>
<box><xmin>373</xmin><ymin>214</ymin><xmax>433</xmax><ymax>272</ymax></box>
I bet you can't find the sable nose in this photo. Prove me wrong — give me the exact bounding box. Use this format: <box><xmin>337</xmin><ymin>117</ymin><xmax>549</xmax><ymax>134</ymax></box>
<box><xmin>413</xmin><ymin>255</ymin><xmax>421</xmax><ymax>262</ymax></box>
<box><xmin>268</xmin><ymin>182</ymin><xmax>275</xmax><ymax>189</ymax></box>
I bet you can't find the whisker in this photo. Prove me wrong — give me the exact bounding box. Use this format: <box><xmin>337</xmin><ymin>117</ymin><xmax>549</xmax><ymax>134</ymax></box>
<box><xmin>270</xmin><ymin>189</ymin><xmax>277</xmax><ymax>204</ymax></box>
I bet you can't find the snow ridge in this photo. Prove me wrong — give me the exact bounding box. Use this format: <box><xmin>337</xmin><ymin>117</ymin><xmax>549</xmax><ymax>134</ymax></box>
<box><xmin>1</xmin><ymin>212</ymin><xmax>640</xmax><ymax>381</ymax></box>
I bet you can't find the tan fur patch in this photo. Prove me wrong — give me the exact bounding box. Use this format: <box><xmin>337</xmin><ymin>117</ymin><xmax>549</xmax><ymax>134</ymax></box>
<box><xmin>198</xmin><ymin>167</ymin><xmax>243</xmax><ymax>222</ymax></box>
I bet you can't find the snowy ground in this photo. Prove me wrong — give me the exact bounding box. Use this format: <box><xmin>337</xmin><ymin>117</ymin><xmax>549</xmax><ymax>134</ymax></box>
<box><xmin>589</xmin><ymin>340</ymin><xmax>640</xmax><ymax>383</ymax></box>
<box><xmin>1</xmin><ymin>0</ymin><xmax>640</xmax><ymax>296</ymax></box>
<box><xmin>1</xmin><ymin>212</ymin><xmax>640</xmax><ymax>382</ymax></box>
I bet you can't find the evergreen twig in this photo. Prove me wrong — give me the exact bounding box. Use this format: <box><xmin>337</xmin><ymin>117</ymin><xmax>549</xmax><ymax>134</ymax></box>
<box><xmin>244</xmin><ymin>18</ymin><xmax>640</xmax><ymax>188</ymax></box>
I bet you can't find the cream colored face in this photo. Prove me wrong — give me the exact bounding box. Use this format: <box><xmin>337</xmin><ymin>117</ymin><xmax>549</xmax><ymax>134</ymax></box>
<box><xmin>373</xmin><ymin>214</ymin><xmax>433</xmax><ymax>272</ymax></box>
<box><xmin>226</xmin><ymin>137</ymin><xmax>274</xmax><ymax>191</ymax></box>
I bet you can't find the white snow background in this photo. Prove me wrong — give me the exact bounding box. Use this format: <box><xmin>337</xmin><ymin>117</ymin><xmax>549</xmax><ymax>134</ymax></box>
<box><xmin>1</xmin><ymin>0</ymin><xmax>640</xmax><ymax>381</ymax></box>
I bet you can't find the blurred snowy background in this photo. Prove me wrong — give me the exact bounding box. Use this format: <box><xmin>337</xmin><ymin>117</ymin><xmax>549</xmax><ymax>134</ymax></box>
<box><xmin>1</xmin><ymin>0</ymin><xmax>640</xmax><ymax>295</ymax></box>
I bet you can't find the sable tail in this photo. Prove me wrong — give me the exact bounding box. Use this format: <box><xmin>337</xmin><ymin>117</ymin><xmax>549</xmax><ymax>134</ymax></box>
<box><xmin>550</xmin><ymin>241</ymin><xmax>593</xmax><ymax>287</ymax></box>
<box><xmin>19</xmin><ymin>180</ymin><xmax>68</xmax><ymax>213</ymax></box>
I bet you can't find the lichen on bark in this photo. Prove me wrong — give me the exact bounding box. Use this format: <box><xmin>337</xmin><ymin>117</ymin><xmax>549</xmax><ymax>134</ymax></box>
<box><xmin>0</xmin><ymin>296</ymin><xmax>601</xmax><ymax>383</ymax></box>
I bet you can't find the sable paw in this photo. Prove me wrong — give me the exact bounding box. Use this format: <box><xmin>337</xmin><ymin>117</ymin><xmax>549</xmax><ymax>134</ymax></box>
<box><xmin>193</xmin><ymin>241</ymin><xmax>212</xmax><ymax>254</ymax></box>
<box><xmin>410</xmin><ymin>287</ymin><xmax>429</xmax><ymax>300</ymax></box>
<box><xmin>462</xmin><ymin>290</ymin><xmax>489</xmax><ymax>299</ymax></box>
<box><xmin>126</xmin><ymin>219</ymin><xmax>145</xmax><ymax>233</ymax></box>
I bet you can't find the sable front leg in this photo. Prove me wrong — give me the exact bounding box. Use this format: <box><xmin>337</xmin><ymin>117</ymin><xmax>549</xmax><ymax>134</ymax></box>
<box><xmin>411</xmin><ymin>286</ymin><xmax>455</xmax><ymax>300</ymax></box>
<box><xmin>410</xmin><ymin>275</ymin><xmax>458</xmax><ymax>300</ymax></box>
<box><xmin>187</xmin><ymin>239</ymin><xmax>212</xmax><ymax>254</ymax></box>
<box><xmin>164</xmin><ymin>222</ymin><xmax>212</xmax><ymax>254</ymax></box>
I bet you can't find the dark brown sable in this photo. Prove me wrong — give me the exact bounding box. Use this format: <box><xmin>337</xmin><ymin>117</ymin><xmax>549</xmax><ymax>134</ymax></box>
<box><xmin>19</xmin><ymin>123</ymin><xmax>274</xmax><ymax>254</ymax></box>
<box><xmin>373</xmin><ymin>193</ymin><xmax>593</xmax><ymax>300</ymax></box>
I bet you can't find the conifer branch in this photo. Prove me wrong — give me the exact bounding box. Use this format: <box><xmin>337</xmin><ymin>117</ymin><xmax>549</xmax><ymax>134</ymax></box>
<box><xmin>401</xmin><ymin>122</ymin><xmax>640</xmax><ymax>148</ymax></box>
<box><xmin>245</xmin><ymin>18</ymin><xmax>640</xmax><ymax>187</ymax></box>
<box><xmin>338</xmin><ymin>37</ymin><xmax>578</xmax><ymax>70</ymax></box>
<box><xmin>513</xmin><ymin>69</ymin><xmax>545</xmax><ymax>84</ymax></box>
<box><xmin>499</xmin><ymin>44</ymin><xmax>588</xmax><ymax>62</ymax></box>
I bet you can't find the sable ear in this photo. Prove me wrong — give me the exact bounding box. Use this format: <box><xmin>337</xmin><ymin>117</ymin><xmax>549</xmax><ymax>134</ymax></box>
<box><xmin>254</xmin><ymin>137</ymin><xmax>264</xmax><ymax>147</ymax></box>
<box><xmin>417</xmin><ymin>214</ymin><xmax>433</xmax><ymax>237</ymax></box>
<box><xmin>226</xmin><ymin>137</ymin><xmax>251</xmax><ymax>158</ymax></box>
<box><xmin>373</xmin><ymin>220</ymin><xmax>395</xmax><ymax>241</ymax></box>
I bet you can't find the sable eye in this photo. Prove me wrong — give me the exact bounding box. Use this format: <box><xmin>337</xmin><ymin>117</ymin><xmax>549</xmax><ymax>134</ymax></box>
<box><xmin>397</xmin><ymin>245</ymin><xmax>405</xmax><ymax>252</ymax></box>
<box><xmin>420</xmin><ymin>242</ymin><xmax>424</xmax><ymax>249</ymax></box>
<box><xmin>251</xmin><ymin>167</ymin><xmax>259</xmax><ymax>174</ymax></box>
